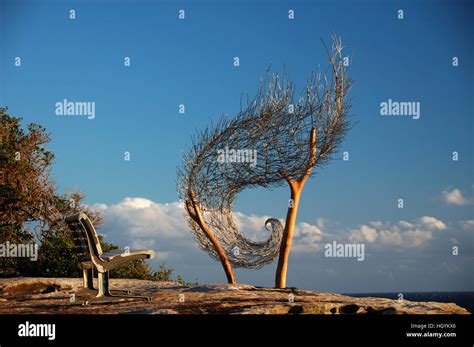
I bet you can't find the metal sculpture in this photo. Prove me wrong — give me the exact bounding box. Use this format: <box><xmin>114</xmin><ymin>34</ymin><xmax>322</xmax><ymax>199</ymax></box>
<box><xmin>177</xmin><ymin>36</ymin><xmax>351</xmax><ymax>286</ymax></box>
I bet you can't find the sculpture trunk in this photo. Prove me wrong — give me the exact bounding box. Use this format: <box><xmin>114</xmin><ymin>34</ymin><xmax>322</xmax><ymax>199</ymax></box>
<box><xmin>186</xmin><ymin>192</ymin><xmax>236</xmax><ymax>284</ymax></box>
<box><xmin>275</xmin><ymin>127</ymin><xmax>316</xmax><ymax>288</ymax></box>
<box><xmin>197</xmin><ymin>216</ymin><xmax>236</xmax><ymax>284</ymax></box>
<box><xmin>275</xmin><ymin>182</ymin><xmax>302</xmax><ymax>288</ymax></box>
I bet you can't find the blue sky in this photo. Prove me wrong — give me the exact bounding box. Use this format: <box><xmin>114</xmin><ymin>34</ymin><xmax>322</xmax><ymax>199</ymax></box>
<box><xmin>1</xmin><ymin>0</ymin><xmax>473</xmax><ymax>292</ymax></box>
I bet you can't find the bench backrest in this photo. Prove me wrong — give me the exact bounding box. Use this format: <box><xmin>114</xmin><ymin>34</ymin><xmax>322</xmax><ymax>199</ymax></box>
<box><xmin>65</xmin><ymin>213</ymin><xmax>103</xmax><ymax>258</ymax></box>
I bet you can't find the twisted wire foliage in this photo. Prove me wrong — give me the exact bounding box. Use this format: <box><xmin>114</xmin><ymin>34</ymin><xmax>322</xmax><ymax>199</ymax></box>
<box><xmin>177</xmin><ymin>36</ymin><xmax>352</xmax><ymax>269</ymax></box>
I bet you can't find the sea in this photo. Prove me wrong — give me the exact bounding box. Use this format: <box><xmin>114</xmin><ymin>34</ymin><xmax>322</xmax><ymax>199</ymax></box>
<box><xmin>344</xmin><ymin>292</ymin><xmax>474</xmax><ymax>313</ymax></box>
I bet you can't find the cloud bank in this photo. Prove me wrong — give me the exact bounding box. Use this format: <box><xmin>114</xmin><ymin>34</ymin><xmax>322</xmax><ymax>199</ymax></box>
<box><xmin>443</xmin><ymin>188</ymin><xmax>471</xmax><ymax>206</ymax></box>
<box><xmin>89</xmin><ymin>197</ymin><xmax>472</xmax><ymax>291</ymax></box>
<box><xmin>93</xmin><ymin>198</ymin><xmax>453</xmax><ymax>260</ymax></box>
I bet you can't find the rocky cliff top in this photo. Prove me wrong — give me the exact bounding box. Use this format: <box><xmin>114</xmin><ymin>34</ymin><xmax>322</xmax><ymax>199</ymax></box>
<box><xmin>0</xmin><ymin>277</ymin><xmax>469</xmax><ymax>314</ymax></box>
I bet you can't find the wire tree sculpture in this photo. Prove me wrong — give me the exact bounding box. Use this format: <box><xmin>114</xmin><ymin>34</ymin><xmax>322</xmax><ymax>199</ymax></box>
<box><xmin>177</xmin><ymin>35</ymin><xmax>352</xmax><ymax>287</ymax></box>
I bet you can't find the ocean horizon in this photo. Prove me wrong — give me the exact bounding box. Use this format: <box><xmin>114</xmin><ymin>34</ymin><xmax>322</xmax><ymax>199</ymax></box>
<box><xmin>344</xmin><ymin>291</ymin><xmax>474</xmax><ymax>313</ymax></box>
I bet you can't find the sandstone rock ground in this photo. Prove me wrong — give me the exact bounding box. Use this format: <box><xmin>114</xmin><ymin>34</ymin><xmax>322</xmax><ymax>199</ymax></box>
<box><xmin>0</xmin><ymin>278</ymin><xmax>469</xmax><ymax>315</ymax></box>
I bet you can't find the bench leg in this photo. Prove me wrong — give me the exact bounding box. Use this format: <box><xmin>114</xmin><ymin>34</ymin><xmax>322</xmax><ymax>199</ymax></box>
<box><xmin>80</xmin><ymin>271</ymin><xmax>151</xmax><ymax>305</ymax></box>
<box><xmin>97</xmin><ymin>271</ymin><xmax>109</xmax><ymax>297</ymax></box>
<box><xmin>81</xmin><ymin>267</ymin><xmax>130</xmax><ymax>294</ymax></box>
<box><xmin>83</xmin><ymin>267</ymin><xmax>95</xmax><ymax>290</ymax></box>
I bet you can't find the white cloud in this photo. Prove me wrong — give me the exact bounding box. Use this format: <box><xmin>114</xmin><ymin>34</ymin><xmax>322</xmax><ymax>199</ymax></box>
<box><xmin>235</xmin><ymin>213</ymin><xmax>325</xmax><ymax>253</ymax></box>
<box><xmin>120</xmin><ymin>197</ymin><xmax>154</xmax><ymax>209</ymax></box>
<box><xmin>403</xmin><ymin>229</ymin><xmax>434</xmax><ymax>248</ymax></box>
<box><xmin>292</xmin><ymin>222</ymin><xmax>324</xmax><ymax>253</ymax></box>
<box><xmin>315</xmin><ymin>218</ymin><xmax>326</xmax><ymax>230</ymax></box>
<box><xmin>443</xmin><ymin>188</ymin><xmax>470</xmax><ymax>206</ymax></box>
<box><xmin>233</xmin><ymin>212</ymin><xmax>276</xmax><ymax>242</ymax></box>
<box><xmin>95</xmin><ymin>198</ymin><xmax>328</xmax><ymax>264</ymax></box>
<box><xmin>100</xmin><ymin>200</ymin><xmax>187</xmax><ymax>239</ymax></box>
<box><xmin>399</xmin><ymin>220</ymin><xmax>414</xmax><ymax>228</ymax></box>
<box><xmin>419</xmin><ymin>216</ymin><xmax>446</xmax><ymax>231</ymax></box>
<box><xmin>348</xmin><ymin>219</ymin><xmax>433</xmax><ymax>249</ymax></box>
<box><xmin>233</xmin><ymin>215</ymin><xmax>328</xmax><ymax>253</ymax></box>
<box><xmin>93</xmin><ymin>198</ymin><xmax>452</xmax><ymax>265</ymax></box>
<box><xmin>460</xmin><ymin>220</ymin><xmax>474</xmax><ymax>231</ymax></box>
<box><xmin>369</xmin><ymin>221</ymin><xmax>383</xmax><ymax>228</ymax></box>
<box><xmin>91</xmin><ymin>202</ymin><xmax>108</xmax><ymax>210</ymax></box>
<box><xmin>94</xmin><ymin>199</ymin><xmax>193</xmax><ymax>262</ymax></box>
<box><xmin>86</xmin><ymin>197</ymin><xmax>474</xmax><ymax>290</ymax></box>
<box><xmin>349</xmin><ymin>225</ymin><xmax>378</xmax><ymax>243</ymax></box>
